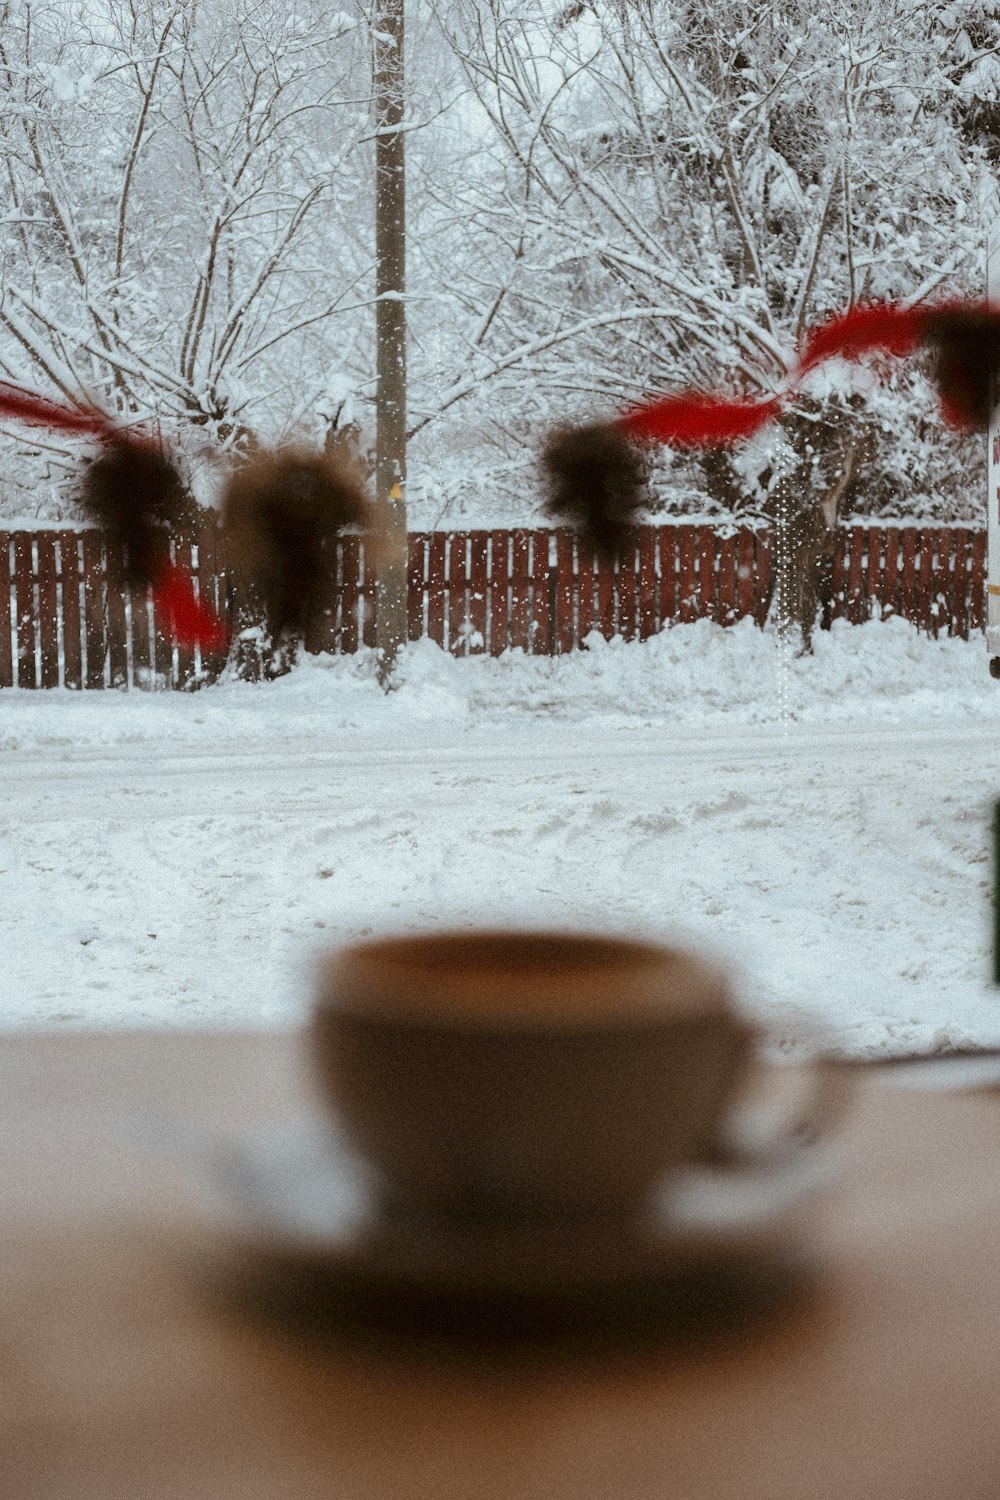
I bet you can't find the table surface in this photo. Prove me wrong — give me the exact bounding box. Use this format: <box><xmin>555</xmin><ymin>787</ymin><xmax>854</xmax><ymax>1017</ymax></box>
<box><xmin>2</xmin><ymin>1030</ymin><xmax>1000</xmax><ymax>1500</ymax></box>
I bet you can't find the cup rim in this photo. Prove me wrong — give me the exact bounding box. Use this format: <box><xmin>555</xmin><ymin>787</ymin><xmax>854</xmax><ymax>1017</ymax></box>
<box><xmin>314</xmin><ymin>928</ymin><xmax>738</xmax><ymax>1029</ymax></box>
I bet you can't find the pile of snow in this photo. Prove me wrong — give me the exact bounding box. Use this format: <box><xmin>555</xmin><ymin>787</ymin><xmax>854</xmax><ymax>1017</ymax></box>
<box><xmin>1</xmin><ymin>615</ymin><xmax>999</xmax><ymax>752</ymax></box>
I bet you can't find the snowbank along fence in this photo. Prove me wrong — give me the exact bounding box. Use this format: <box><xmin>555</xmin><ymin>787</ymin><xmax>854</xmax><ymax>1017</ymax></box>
<box><xmin>0</xmin><ymin>523</ymin><xmax>987</xmax><ymax>689</ymax></box>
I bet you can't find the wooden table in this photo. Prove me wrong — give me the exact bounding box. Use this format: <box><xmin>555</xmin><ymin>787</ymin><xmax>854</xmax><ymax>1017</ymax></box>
<box><xmin>2</xmin><ymin>1031</ymin><xmax>1000</xmax><ymax>1500</ymax></box>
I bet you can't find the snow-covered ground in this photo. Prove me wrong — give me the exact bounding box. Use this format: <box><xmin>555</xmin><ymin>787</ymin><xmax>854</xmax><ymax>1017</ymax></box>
<box><xmin>3</xmin><ymin>615</ymin><xmax>1000</xmax><ymax>1058</ymax></box>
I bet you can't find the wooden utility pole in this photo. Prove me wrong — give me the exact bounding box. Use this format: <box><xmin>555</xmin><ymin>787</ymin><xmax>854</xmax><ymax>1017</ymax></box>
<box><xmin>373</xmin><ymin>0</ymin><xmax>408</xmax><ymax>681</ymax></box>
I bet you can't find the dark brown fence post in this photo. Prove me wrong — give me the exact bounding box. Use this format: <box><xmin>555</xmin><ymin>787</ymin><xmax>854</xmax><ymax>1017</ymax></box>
<box><xmin>13</xmin><ymin>533</ymin><xmax>36</xmax><ymax>688</ymax></box>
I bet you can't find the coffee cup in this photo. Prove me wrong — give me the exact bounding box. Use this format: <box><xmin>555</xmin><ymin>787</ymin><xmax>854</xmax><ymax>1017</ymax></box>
<box><xmin>308</xmin><ymin>930</ymin><xmax>832</xmax><ymax>1222</ymax></box>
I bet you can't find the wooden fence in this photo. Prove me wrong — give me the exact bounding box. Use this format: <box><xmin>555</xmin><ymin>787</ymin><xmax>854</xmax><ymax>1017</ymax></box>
<box><xmin>0</xmin><ymin>523</ymin><xmax>988</xmax><ymax>689</ymax></box>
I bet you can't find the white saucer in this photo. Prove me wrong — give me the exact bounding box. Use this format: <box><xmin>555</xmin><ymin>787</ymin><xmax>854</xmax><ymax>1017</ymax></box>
<box><xmin>187</xmin><ymin>1122</ymin><xmax>837</xmax><ymax>1313</ymax></box>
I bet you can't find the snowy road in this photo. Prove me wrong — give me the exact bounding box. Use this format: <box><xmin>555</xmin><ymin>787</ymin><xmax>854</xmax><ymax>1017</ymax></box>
<box><xmin>3</xmin><ymin>714</ymin><xmax>1000</xmax><ymax>1056</ymax></box>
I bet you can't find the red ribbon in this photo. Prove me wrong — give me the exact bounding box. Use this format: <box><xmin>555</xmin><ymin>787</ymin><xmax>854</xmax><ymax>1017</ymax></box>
<box><xmin>613</xmin><ymin>299</ymin><xmax>1000</xmax><ymax>448</ymax></box>
<box><xmin>0</xmin><ymin>385</ymin><xmax>227</xmax><ymax>649</ymax></box>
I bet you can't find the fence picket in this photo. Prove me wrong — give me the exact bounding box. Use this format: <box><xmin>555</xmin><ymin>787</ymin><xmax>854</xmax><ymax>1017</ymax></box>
<box><xmin>13</xmin><ymin>533</ymin><xmax>36</xmax><ymax>688</ymax></box>
<box><xmin>950</xmin><ymin>528</ymin><xmax>968</xmax><ymax>639</ymax></box>
<box><xmin>426</xmin><ymin>533</ymin><xmax>446</xmax><ymax>647</ymax></box>
<box><xmin>448</xmin><ymin>533</ymin><xmax>469</xmax><ymax>654</ymax></box>
<box><xmin>755</xmin><ymin>529</ymin><xmax>772</xmax><ymax>627</ymax></box>
<box><xmin>658</xmin><ymin>526</ymin><xmax>678</xmax><ymax>626</ymax></box>
<box><xmin>847</xmin><ymin>528</ymin><xmax>865</xmax><ymax>623</ymax></box>
<box><xmin>488</xmin><ymin>531</ymin><xmax>509</xmax><ymax>655</ymax></box>
<box><xmin>554</xmin><ymin>531</ymin><xmax>575</xmax><ymax>654</ymax></box>
<box><xmin>882</xmin><ymin>527</ymin><xmax>900</xmax><ymax>621</ymax></box>
<box><xmin>80</xmin><ymin>531</ymin><xmax>106</xmax><ymax>689</ymax></box>
<box><xmin>339</xmin><ymin>536</ymin><xmax>361</xmax><ymax>653</ymax></box>
<box><xmin>698</xmin><ymin>527</ymin><xmax>716</xmax><ymax>622</ymax></box>
<box><xmin>195</xmin><ymin>526</ymin><xmax>228</xmax><ymax>679</ymax></box>
<box><xmin>151</xmin><ymin>546</ymin><xmax>174</xmax><ymax>689</ymax></box>
<box><xmin>406</xmin><ymin>533</ymin><xmax>426</xmax><ymax>644</ymax></box>
<box><xmin>361</xmin><ymin>538</ymin><xmax>377</xmax><ymax>650</ymax></box>
<box><xmin>529</xmin><ymin>530</ymin><xmax>551</xmax><ymax>653</ymax></box>
<box><xmin>37</xmin><ymin>532</ymin><xmax>59</xmax><ymax>688</ymax></box>
<box><xmin>597</xmin><ymin>549</ymin><xmax>616</xmax><ymax>639</ymax></box>
<box><xmin>917</xmin><ymin>529</ymin><xmax>935</xmax><ymax>635</ymax></box>
<box><xmin>717</xmin><ymin>532</ymin><xmax>736</xmax><ymax>624</ymax></box>
<box><xmin>678</xmin><ymin>527</ymin><xmax>698</xmax><ymax>624</ymax></box>
<box><xmin>170</xmin><ymin>539</ymin><xmax>194</xmax><ymax>688</ymax></box>
<box><xmin>303</xmin><ymin>535</ymin><xmax>334</xmax><ymax>655</ymax></box>
<box><xmin>59</xmin><ymin>532</ymin><xmax>83</xmax><ymax>688</ymax></box>
<box><xmin>509</xmin><ymin>530</ymin><xmax>531</xmax><ymax>651</ymax></box>
<box><xmin>577</xmin><ymin>540</ymin><xmax>596</xmax><ymax>643</ymax></box>
<box><xmin>469</xmin><ymin>531</ymin><xmax>489</xmax><ymax>654</ymax></box>
<box><xmin>106</xmin><ymin>540</ymin><xmax>129</xmax><ymax>687</ymax></box>
<box><xmin>935</xmin><ymin>530</ymin><xmax>952</xmax><ymax>640</ymax></box>
<box><xmin>617</xmin><ymin>535</ymin><xmax>637</xmax><ymax>643</ymax></box>
<box><xmin>866</xmin><ymin>527</ymin><xmax>882</xmax><ymax>621</ymax></box>
<box><xmin>637</xmin><ymin>529</ymin><xmax>657</xmax><ymax>639</ymax></box>
<box><xmin>736</xmin><ymin>530</ymin><xmax>755</xmax><ymax>620</ymax></box>
<box><xmin>0</xmin><ymin>534</ymin><xmax>12</xmax><ymax>688</ymax></box>
<box><xmin>900</xmin><ymin>529</ymin><xmax>917</xmax><ymax>623</ymax></box>
<box><xmin>129</xmin><ymin>568</ymin><xmax>154</xmax><ymax>687</ymax></box>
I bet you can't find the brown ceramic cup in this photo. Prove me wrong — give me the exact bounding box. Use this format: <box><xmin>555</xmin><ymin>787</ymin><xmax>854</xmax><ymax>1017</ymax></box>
<box><xmin>308</xmin><ymin>930</ymin><xmax>771</xmax><ymax>1221</ymax></box>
